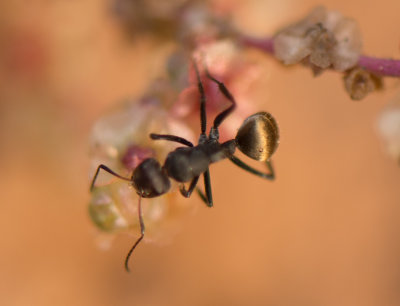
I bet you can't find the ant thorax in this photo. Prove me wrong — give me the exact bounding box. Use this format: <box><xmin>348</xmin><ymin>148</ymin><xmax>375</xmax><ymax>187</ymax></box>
<box><xmin>209</xmin><ymin>127</ymin><xmax>219</xmax><ymax>141</ymax></box>
<box><xmin>163</xmin><ymin>141</ymin><xmax>230</xmax><ymax>183</ymax></box>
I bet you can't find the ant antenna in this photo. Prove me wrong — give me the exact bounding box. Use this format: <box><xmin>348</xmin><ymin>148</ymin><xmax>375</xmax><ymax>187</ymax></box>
<box><xmin>90</xmin><ymin>164</ymin><xmax>131</xmax><ymax>191</ymax></box>
<box><xmin>124</xmin><ymin>191</ymin><xmax>145</xmax><ymax>272</ymax></box>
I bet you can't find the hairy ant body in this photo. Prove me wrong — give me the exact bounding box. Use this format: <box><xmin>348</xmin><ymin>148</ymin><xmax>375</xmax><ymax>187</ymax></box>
<box><xmin>90</xmin><ymin>61</ymin><xmax>279</xmax><ymax>272</ymax></box>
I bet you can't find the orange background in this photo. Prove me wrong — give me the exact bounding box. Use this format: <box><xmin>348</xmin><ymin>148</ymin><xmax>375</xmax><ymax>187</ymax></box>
<box><xmin>1</xmin><ymin>1</ymin><xmax>400</xmax><ymax>305</ymax></box>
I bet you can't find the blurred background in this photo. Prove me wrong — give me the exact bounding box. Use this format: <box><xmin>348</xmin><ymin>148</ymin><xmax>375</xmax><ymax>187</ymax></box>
<box><xmin>1</xmin><ymin>0</ymin><xmax>400</xmax><ymax>305</ymax></box>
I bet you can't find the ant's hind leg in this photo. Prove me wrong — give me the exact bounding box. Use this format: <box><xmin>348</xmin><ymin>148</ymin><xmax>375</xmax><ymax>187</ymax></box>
<box><xmin>229</xmin><ymin>155</ymin><xmax>275</xmax><ymax>180</ymax></box>
<box><xmin>90</xmin><ymin>164</ymin><xmax>131</xmax><ymax>191</ymax></box>
<box><xmin>205</xmin><ymin>69</ymin><xmax>237</xmax><ymax>129</ymax></box>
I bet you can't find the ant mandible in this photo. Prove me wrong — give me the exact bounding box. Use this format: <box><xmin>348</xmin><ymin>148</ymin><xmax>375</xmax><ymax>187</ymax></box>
<box><xmin>90</xmin><ymin>60</ymin><xmax>279</xmax><ymax>272</ymax></box>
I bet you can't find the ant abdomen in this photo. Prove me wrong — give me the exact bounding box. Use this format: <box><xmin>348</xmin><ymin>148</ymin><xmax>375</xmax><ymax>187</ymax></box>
<box><xmin>132</xmin><ymin>158</ymin><xmax>171</xmax><ymax>198</ymax></box>
<box><xmin>235</xmin><ymin>112</ymin><xmax>279</xmax><ymax>161</ymax></box>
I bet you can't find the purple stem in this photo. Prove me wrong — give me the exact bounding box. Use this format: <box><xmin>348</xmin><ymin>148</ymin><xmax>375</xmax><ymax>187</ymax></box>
<box><xmin>357</xmin><ymin>56</ymin><xmax>400</xmax><ymax>77</ymax></box>
<box><xmin>240</xmin><ymin>35</ymin><xmax>400</xmax><ymax>77</ymax></box>
<box><xmin>239</xmin><ymin>35</ymin><xmax>275</xmax><ymax>54</ymax></box>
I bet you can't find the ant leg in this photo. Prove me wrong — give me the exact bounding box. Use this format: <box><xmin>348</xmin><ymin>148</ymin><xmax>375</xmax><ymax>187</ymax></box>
<box><xmin>193</xmin><ymin>60</ymin><xmax>207</xmax><ymax>135</ymax></box>
<box><xmin>124</xmin><ymin>192</ymin><xmax>145</xmax><ymax>272</ymax></box>
<box><xmin>180</xmin><ymin>175</ymin><xmax>200</xmax><ymax>197</ymax></box>
<box><xmin>205</xmin><ymin>69</ymin><xmax>236</xmax><ymax>129</ymax></box>
<box><xmin>202</xmin><ymin>168</ymin><xmax>214</xmax><ymax>207</ymax></box>
<box><xmin>229</xmin><ymin>155</ymin><xmax>275</xmax><ymax>180</ymax></box>
<box><xmin>150</xmin><ymin>133</ymin><xmax>193</xmax><ymax>147</ymax></box>
<box><xmin>180</xmin><ymin>176</ymin><xmax>212</xmax><ymax>208</ymax></box>
<box><xmin>90</xmin><ymin>164</ymin><xmax>131</xmax><ymax>191</ymax></box>
<box><xmin>185</xmin><ymin>171</ymin><xmax>213</xmax><ymax>207</ymax></box>
<box><xmin>195</xmin><ymin>187</ymin><xmax>208</xmax><ymax>205</ymax></box>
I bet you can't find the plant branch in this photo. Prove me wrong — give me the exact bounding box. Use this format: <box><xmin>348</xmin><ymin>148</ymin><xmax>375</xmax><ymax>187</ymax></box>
<box><xmin>358</xmin><ymin>56</ymin><xmax>400</xmax><ymax>77</ymax></box>
<box><xmin>240</xmin><ymin>34</ymin><xmax>400</xmax><ymax>77</ymax></box>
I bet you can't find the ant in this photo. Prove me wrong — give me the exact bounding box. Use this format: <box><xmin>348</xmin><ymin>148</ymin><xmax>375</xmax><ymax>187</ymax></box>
<box><xmin>90</xmin><ymin>61</ymin><xmax>279</xmax><ymax>272</ymax></box>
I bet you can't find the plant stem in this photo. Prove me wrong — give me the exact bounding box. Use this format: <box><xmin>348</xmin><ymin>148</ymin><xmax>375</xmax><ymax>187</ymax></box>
<box><xmin>240</xmin><ymin>34</ymin><xmax>400</xmax><ymax>77</ymax></box>
<box><xmin>358</xmin><ymin>56</ymin><xmax>400</xmax><ymax>77</ymax></box>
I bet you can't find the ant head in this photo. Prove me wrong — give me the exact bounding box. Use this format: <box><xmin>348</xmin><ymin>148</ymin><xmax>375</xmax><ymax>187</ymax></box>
<box><xmin>235</xmin><ymin>112</ymin><xmax>279</xmax><ymax>161</ymax></box>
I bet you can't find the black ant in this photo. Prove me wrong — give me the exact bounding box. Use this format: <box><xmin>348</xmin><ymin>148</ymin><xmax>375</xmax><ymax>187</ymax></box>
<box><xmin>90</xmin><ymin>61</ymin><xmax>279</xmax><ymax>272</ymax></box>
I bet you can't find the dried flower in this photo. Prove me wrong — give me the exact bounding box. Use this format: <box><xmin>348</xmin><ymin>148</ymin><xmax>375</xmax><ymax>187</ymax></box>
<box><xmin>88</xmin><ymin>100</ymin><xmax>195</xmax><ymax>242</ymax></box>
<box><xmin>343</xmin><ymin>67</ymin><xmax>382</xmax><ymax>100</ymax></box>
<box><xmin>274</xmin><ymin>6</ymin><xmax>362</xmax><ymax>73</ymax></box>
<box><xmin>112</xmin><ymin>0</ymin><xmax>192</xmax><ymax>39</ymax></box>
<box><xmin>112</xmin><ymin>0</ymin><xmax>234</xmax><ymax>44</ymax></box>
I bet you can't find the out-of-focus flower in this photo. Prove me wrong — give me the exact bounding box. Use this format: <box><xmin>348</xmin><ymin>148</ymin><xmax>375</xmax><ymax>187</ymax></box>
<box><xmin>112</xmin><ymin>0</ymin><xmax>192</xmax><ymax>39</ymax></box>
<box><xmin>88</xmin><ymin>99</ymin><xmax>195</xmax><ymax>243</ymax></box>
<box><xmin>274</xmin><ymin>6</ymin><xmax>362</xmax><ymax>73</ymax></box>
<box><xmin>171</xmin><ymin>40</ymin><xmax>261</xmax><ymax>140</ymax></box>
<box><xmin>111</xmin><ymin>0</ymin><xmax>236</xmax><ymax>45</ymax></box>
<box><xmin>377</xmin><ymin>96</ymin><xmax>400</xmax><ymax>163</ymax></box>
<box><xmin>1</xmin><ymin>28</ymin><xmax>49</xmax><ymax>86</ymax></box>
<box><xmin>177</xmin><ymin>2</ymin><xmax>235</xmax><ymax>48</ymax></box>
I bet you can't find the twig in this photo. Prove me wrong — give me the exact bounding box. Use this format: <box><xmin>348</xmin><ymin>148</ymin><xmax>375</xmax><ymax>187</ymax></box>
<box><xmin>240</xmin><ymin>34</ymin><xmax>400</xmax><ymax>77</ymax></box>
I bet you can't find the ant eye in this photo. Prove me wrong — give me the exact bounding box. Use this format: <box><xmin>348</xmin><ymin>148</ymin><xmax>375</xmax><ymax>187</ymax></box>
<box><xmin>235</xmin><ymin>112</ymin><xmax>279</xmax><ymax>161</ymax></box>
